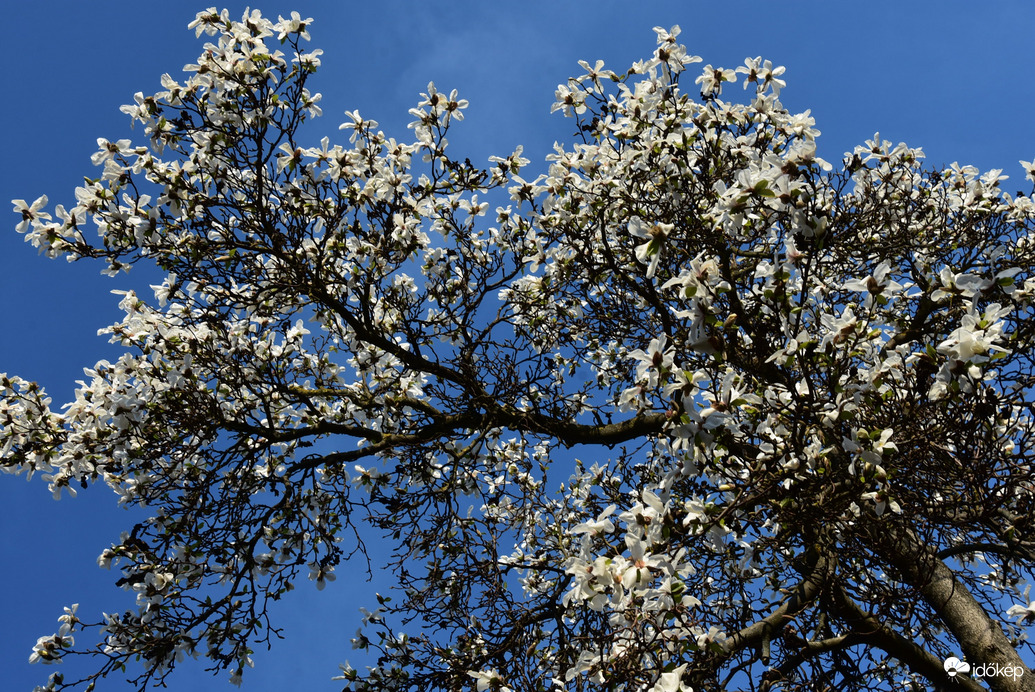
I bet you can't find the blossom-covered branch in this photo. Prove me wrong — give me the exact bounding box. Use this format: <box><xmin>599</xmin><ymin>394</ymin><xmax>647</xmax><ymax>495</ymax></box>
<box><xmin>6</xmin><ymin>9</ymin><xmax>1035</xmax><ymax>692</ymax></box>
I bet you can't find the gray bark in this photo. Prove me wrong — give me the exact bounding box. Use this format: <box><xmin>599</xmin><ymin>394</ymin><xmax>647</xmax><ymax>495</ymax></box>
<box><xmin>877</xmin><ymin>525</ymin><xmax>1035</xmax><ymax>692</ymax></box>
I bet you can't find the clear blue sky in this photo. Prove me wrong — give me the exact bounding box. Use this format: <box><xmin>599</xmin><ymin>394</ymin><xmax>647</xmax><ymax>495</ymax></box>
<box><xmin>2</xmin><ymin>2</ymin><xmax>1034</xmax><ymax>690</ymax></box>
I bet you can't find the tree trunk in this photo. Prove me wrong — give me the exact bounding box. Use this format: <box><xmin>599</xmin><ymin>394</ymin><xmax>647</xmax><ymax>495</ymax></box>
<box><xmin>875</xmin><ymin>524</ymin><xmax>1035</xmax><ymax>692</ymax></box>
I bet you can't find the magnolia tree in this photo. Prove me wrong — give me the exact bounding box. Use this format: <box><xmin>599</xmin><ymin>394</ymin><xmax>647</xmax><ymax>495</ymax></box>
<box><xmin>6</xmin><ymin>8</ymin><xmax>1035</xmax><ymax>692</ymax></box>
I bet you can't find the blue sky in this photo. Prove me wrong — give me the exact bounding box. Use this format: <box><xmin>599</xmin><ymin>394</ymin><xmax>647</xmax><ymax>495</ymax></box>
<box><xmin>2</xmin><ymin>2</ymin><xmax>1034</xmax><ymax>690</ymax></box>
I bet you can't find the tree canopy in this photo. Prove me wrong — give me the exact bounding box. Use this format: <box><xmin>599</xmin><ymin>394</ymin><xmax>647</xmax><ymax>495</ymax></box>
<box><xmin>6</xmin><ymin>8</ymin><xmax>1035</xmax><ymax>692</ymax></box>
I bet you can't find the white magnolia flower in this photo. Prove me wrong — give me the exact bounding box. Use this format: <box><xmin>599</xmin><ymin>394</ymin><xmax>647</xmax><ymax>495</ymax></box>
<box><xmin>841</xmin><ymin>261</ymin><xmax>903</xmax><ymax>309</ymax></box>
<box><xmin>628</xmin><ymin>334</ymin><xmax>674</xmax><ymax>387</ymax></box>
<box><xmin>1007</xmin><ymin>600</ymin><xmax>1035</xmax><ymax>624</ymax></box>
<box><xmin>1021</xmin><ymin>157</ymin><xmax>1035</xmax><ymax>183</ymax></box>
<box><xmin>91</xmin><ymin>138</ymin><xmax>134</xmax><ymax>166</ymax></box>
<box><xmin>12</xmin><ymin>196</ymin><xmax>50</xmax><ymax>234</ymax></box>
<box><xmin>467</xmin><ymin>669</ymin><xmax>512</xmax><ymax>692</ymax></box>
<box><xmin>628</xmin><ymin>217</ymin><xmax>673</xmax><ymax>278</ymax></box>
<box><xmin>308</xmin><ymin>563</ymin><xmax>336</xmax><ymax>590</ymax></box>
<box><xmin>696</xmin><ymin>64</ymin><xmax>736</xmax><ymax>95</ymax></box>
<box><xmin>571</xmin><ymin>505</ymin><xmax>617</xmax><ymax>536</ymax></box>
<box><xmin>937</xmin><ymin>303</ymin><xmax>1010</xmax><ymax>363</ymax></box>
<box><xmin>651</xmin><ymin>663</ymin><xmax>691</xmax><ymax>692</ymax></box>
<box><xmin>620</xmin><ymin>533</ymin><xmax>664</xmax><ymax>588</ymax></box>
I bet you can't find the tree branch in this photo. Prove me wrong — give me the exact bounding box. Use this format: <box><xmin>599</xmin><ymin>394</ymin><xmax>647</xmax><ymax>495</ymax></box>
<box><xmin>830</xmin><ymin>583</ymin><xmax>986</xmax><ymax>692</ymax></box>
<box><xmin>723</xmin><ymin>549</ymin><xmax>833</xmax><ymax>663</ymax></box>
